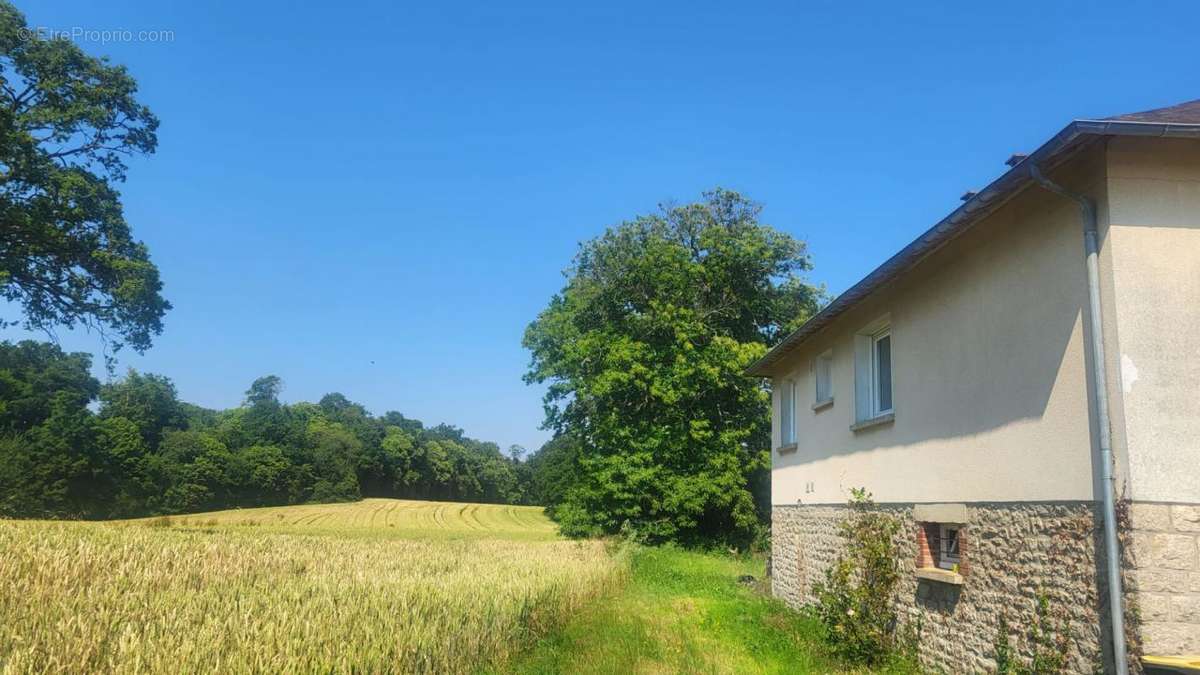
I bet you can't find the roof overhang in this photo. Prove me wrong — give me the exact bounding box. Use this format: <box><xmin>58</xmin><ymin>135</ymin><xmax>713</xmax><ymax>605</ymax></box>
<box><xmin>746</xmin><ymin>118</ymin><xmax>1200</xmax><ymax>378</ymax></box>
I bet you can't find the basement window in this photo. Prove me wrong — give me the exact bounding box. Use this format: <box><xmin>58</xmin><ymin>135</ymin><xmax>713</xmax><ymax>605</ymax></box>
<box><xmin>938</xmin><ymin>525</ymin><xmax>961</xmax><ymax>571</ymax></box>
<box><xmin>916</xmin><ymin>511</ymin><xmax>964</xmax><ymax>581</ymax></box>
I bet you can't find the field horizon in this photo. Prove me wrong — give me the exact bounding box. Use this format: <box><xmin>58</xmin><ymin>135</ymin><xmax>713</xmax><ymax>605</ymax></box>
<box><xmin>127</xmin><ymin>497</ymin><xmax>562</xmax><ymax>541</ymax></box>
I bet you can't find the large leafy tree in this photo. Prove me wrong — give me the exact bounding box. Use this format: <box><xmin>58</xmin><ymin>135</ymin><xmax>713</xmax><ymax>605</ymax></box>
<box><xmin>0</xmin><ymin>340</ymin><xmax>102</xmax><ymax>517</ymax></box>
<box><xmin>0</xmin><ymin>339</ymin><xmax>97</xmax><ymax>433</ymax></box>
<box><xmin>99</xmin><ymin>369</ymin><xmax>186</xmax><ymax>447</ymax></box>
<box><xmin>0</xmin><ymin>2</ymin><xmax>168</xmax><ymax>355</ymax></box>
<box><xmin>524</xmin><ymin>188</ymin><xmax>822</xmax><ymax>546</ymax></box>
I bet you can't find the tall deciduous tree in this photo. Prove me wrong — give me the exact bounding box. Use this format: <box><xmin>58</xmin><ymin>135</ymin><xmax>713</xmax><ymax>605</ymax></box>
<box><xmin>524</xmin><ymin>188</ymin><xmax>823</xmax><ymax>546</ymax></box>
<box><xmin>0</xmin><ymin>2</ymin><xmax>168</xmax><ymax>355</ymax></box>
<box><xmin>99</xmin><ymin>370</ymin><xmax>186</xmax><ymax>447</ymax></box>
<box><xmin>0</xmin><ymin>340</ymin><xmax>101</xmax><ymax>516</ymax></box>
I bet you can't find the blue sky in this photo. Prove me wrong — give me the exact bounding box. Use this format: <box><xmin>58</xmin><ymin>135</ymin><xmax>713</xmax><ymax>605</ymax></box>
<box><xmin>8</xmin><ymin>1</ymin><xmax>1199</xmax><ymax>452</ymax></box>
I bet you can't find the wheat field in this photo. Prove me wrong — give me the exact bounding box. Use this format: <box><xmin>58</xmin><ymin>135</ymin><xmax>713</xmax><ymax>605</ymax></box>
<box><xmin>0</xmin><ymin>500</ymin><xmax>622</xmax><ymax>674</ymax></box>
<box><xmin>160</xmin><ymin>497</ymin><xmax>563</xmax><ymax>541</ymax></box>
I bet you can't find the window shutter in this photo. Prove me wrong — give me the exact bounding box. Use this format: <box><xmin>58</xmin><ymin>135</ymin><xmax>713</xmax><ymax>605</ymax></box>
<box><xmin>853</xmin><ymin>333</ymin><xmax>872</xmax><ymax>422</ymax></box>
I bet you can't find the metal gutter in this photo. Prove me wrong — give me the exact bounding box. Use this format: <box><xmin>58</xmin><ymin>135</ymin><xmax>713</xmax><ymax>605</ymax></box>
<box><xmin>1029</xmin><ymin>163</ymin><xmax>1128</xmax><ymax>675</ymax></box>
<box><xmin>746</xmin><ymin>118</ymin><xmax>1200</xmax><ymax>377</ymax></box>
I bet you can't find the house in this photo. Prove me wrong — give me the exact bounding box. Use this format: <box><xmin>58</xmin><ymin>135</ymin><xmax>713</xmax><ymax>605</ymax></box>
<box><xmin>748</xmin><ymin>99</ymin><xmax>1200</xmax><ymax>673</ymax></box>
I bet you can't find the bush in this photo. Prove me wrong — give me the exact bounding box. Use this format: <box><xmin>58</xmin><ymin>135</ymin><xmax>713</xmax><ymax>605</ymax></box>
<box><xmin>811</xmin><ymin>489</ymin><xmax>905</xmax><ymax>665</ymax></box>
<box><xmin>553</xmin><ymin>500</ymin><xmax>602</xmax><ymax>538</ymax></box>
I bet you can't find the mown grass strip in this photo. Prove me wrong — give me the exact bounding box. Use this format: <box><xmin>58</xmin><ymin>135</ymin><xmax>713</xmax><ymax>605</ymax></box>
<box><xmin>503</xmin><ymin>546</ymin><xmax>921</xmax><ymax>675</ymax></box>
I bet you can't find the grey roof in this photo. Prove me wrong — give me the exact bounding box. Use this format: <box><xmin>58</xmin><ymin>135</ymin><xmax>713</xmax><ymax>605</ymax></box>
<box><xmin>746</xmin><ymin>100</ymin><xmax>1200</xmax><ymax>377</ymax></box>
<box><xmin>1105</xmin><ymin>98</ymin><xmax>1200</xmax><ymax>123</ymax></box>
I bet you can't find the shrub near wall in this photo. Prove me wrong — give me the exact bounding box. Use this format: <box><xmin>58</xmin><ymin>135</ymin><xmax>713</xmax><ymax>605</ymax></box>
<box><xmin>811</xmin><ymin>490</ymin><xmax>918</xmax><ymax>667</ymax></box>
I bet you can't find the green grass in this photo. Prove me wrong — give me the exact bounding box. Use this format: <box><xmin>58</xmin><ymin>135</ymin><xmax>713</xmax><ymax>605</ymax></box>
<box><xmin>504</xmin><ymin>546</ymin><xmax>921</xmax><ymax>675</ymax></box>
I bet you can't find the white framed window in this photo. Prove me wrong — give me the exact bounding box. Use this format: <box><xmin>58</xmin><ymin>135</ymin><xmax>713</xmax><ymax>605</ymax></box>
<box><xmin>780</xmin><ymin>378</ymin><xmax>796</xmax><ymax>446</ymax></box>
<box><xmin>871</xmin><ymin>328</ymin><xmax>893</xmax><ymax>416</ymax></box>
<box><xmin>814</xmin><ymin>350</ymin><xmax>833</xmax><ymax>405</ymax></box>
<box><xmin>853</xmin><ymin>316</ymin><xmax>893</xmax><ymax>426</ymax></box>
<box><xmin>938</xmin><ymin>525</ymin><xmax>961</xmax><ymax>570</ymax></box>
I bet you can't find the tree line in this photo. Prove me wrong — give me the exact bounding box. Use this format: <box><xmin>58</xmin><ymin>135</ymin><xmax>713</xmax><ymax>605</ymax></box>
<box><xmin>0</xmin><ymin>340</ymin><xmax>534</xmax><ymax>519</ymax></box>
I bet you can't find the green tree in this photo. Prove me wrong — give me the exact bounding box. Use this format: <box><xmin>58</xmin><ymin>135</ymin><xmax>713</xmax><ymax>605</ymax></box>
<box><xmin>0</xmin><ymin>3</ymin><xmax>168</xmax><ymax>355</ymax></box>
<box><xmin>99</xmin><ymin>370</ymin><xmax>186</xmax><ymax>447</ymax></box>
<box><xmin>157</xmin><ymin>429</ymin><xmax>234</xmax><ymax>513</ymax></box>
<box><xmin>525</xmin><ymin>434</ymin><xmax>583</xmax><ymax>510</ymax></box>
<box><xmin>524</xmin><ymin>188</ymin><xmax>822</xmax><ymax>546</ymax></box>
<box><xmin>236</xmin><ymin>444</ymin><xmax>293</xmax><ymax>506</ymax></box>
<box><xmin>303</xmin><ymin>417</ymin><xmax>362</xmax><ymax>503</ymax></box>
<box><xmin>420</xmin><ymin>439</ymin><xmax>454</xmax><ymax>498</ymax></box>
<box><xmin>94</xmin><ymin>415</ymin><xmax>156</xmax><ymax>516</ymax></box>
<box><xmin>0</xmin><ymin>340</ymin><xmax>103</xmax><ymax>517</ymax></box>
<box><xmin>0</xmin><ymin>340</ymin><xmax>98</xmax><ymax>433</ymax></box>
<box><xmin>244</xmin><ymin>375</ymin><xmax>283</xmax><ymax>407</ymax></box>
<box><xmin>380</xmin><ymin>426</ymin><xmax>419</xmax><ymax>491</ymax></box>
<box><xmin>239</xmin><ymin>375</ymin><xmax>302</xmax><ymax>448</ymax></box>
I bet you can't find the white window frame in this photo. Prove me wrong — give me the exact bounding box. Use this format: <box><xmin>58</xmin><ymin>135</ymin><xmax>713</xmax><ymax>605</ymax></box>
<box><xmin>938</xmin><ymin>525</ymin><xmax>961</xmax><ymax>570</ymax></box>
<box><xmin>780</xmin><ymin>379</ymin><xmax>797</xmax><ymax>446</ymax></box>
<box><xmin>814</xmin><ymin>349</ymin><xmax>833</xmax><ymax>406</ymax></box>
<box><xmin>870</xmin><ymin>328</ymin><xmax>893</xmax><ymax>417</ymax></box>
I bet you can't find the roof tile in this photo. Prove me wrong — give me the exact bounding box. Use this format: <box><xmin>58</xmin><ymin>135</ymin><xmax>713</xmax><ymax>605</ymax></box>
<box><xmin>1105</xmin><ymin>99</ymin><xmax>1200</xmax><ymax>124</ymax></box>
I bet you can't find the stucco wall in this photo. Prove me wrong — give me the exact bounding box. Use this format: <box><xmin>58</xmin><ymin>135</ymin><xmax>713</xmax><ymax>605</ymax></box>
<box><xmin>1104</xmin><ymin>137</ymin><xmax>1200</xmax><ymax>504</ymax></box>
<box><xmin>771</xmin><ymin>149</ymin><xmax>1104</xmax><ymax>506</ymax></box>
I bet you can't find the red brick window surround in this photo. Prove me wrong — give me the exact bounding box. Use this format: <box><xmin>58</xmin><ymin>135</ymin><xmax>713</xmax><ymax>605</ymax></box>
<box><xmin>916</xmin><ymin>522</ymin><xmax>968</xmax><ymax>575</ymax></box>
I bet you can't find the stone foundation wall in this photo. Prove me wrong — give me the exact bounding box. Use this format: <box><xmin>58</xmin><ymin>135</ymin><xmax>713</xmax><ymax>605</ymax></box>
<box><xmin>772</xmin><ymin>502</ymin><xmax>1111</xmax><ymax>673</ymax></box>
<box><xmin>1127</xmin><ymin>502</ymin><xmax>1200</xmax><ymax>655</ymax></box>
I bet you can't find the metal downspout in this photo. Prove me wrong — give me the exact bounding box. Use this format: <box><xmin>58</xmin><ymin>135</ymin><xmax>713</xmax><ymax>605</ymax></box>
<box><xmin>1029</xmin><ymin>164</ymin><xmax>1128</xmax><ymax>675</ymax></box>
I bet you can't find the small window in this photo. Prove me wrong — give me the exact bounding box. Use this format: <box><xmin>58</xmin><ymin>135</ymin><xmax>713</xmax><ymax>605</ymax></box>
<box><xmin>780</xmin><ymin>379</ymin><xmax>796</xmax><ymax>446</ymax></box>
<box><xmin>871</xmin><ymin>329</ymin><xmax>892</xmax><ymax>415</ymax></box>
<box><xmin>814</xmin><ymin>350</ymin><xmax>833</xmax><ymax>405</ymax></box>
<box><xmin>938</xmin><ymin>525</ymin><xmax>961</xmax><ymax>570</ymax></box>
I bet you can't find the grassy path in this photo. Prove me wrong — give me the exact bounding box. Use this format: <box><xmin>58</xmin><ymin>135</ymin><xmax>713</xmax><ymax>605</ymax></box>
<box><xmin>505</xmin><ymin>546</ymin><xmax>918</xmax><ymax>675</ymax></box>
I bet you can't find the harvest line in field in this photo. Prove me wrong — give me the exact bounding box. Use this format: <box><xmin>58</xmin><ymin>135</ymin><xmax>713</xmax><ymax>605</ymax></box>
<box><xmin>130</xmin><ymin>498</ymin><xmax>561</xmax><ymax>541</ymax></box>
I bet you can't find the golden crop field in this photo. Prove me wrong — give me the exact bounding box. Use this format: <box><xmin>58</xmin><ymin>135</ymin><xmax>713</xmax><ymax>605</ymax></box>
<box><xmin>162</xmin><ymin>497</ymin><xmax>563</xmax><ymax>541</ymax></box>
<box><xmin>0</xmin><ymin>499</ymin><xmax>622</xmax><ymax>674</ymax></box>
